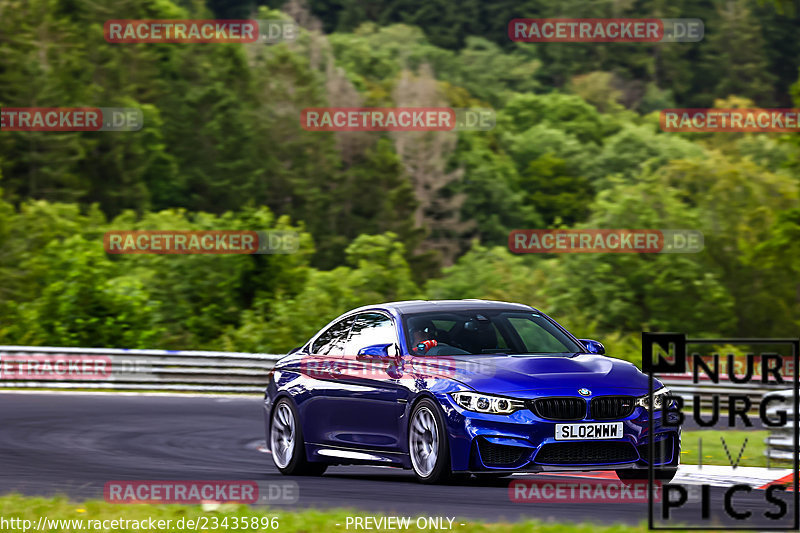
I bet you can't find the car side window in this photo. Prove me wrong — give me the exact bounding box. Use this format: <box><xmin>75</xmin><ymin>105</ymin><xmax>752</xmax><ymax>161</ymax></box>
<box><xmin>344</xmin><ymin>312</ymin><xmax>396</xmax><ymax>355</ymax></box>
<box><xmin>310</xmin><ymin>316</ymin><xmax>355</xmax><ymax>355</ymax></box>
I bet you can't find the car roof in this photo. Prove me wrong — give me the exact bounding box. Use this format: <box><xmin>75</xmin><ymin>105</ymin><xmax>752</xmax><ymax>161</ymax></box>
<box><xmin>350</xmin><ymin>299</ymin><xmax>537</xmax><ymax>315</ymax></box>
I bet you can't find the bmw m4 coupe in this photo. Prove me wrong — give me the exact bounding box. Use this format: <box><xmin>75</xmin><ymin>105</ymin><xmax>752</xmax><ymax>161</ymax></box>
<box><xmin>263</xmin><ymin>300</ymin><xmax>680</xmax><ymax>483</ymax></box>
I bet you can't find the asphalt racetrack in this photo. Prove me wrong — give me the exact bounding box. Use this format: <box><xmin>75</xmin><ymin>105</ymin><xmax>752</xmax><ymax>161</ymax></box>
<box><xmin>0</xmin><ymin>393</ymin><xmax>793</xmax><ymax>527</ymax></box>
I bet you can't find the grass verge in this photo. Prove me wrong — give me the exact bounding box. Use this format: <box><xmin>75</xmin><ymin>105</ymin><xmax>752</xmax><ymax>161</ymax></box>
<box><xmin>680</xmin><ymin>429</ymin><xmax>770</xmax><ymax>467</ymax></box>
<box><xmin>0</xmin><ymin>494</ymin><xmax>662</xmax><ymax>533</ymax></box>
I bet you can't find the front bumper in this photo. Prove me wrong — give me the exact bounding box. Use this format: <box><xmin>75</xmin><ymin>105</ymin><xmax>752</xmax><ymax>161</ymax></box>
<box><xmin>441</xmin><ymin>393</ymin><xmax>681</xmax><ymax>473</ymax></box>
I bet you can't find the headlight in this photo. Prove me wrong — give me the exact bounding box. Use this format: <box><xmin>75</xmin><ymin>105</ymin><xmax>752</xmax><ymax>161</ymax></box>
<box><xmin>450</xmin><ymin>392</ymin><xmax>526</xmax><ymax>414</ymax></box>
<box><xmin>635</xmin><ymin>387</ymin><xmax>672</xmax><ymax>410</ymax></box>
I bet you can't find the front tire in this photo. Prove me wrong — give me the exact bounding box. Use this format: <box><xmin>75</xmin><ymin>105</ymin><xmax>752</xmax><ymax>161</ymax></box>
<box><xmin>270</xmin><ymin>398</ymin><xmax>327</xmax><ymax>476</ymax></box>
<box><xmin>408</xmin><ymin>398</ymin><xmax>452</xmax><ymax>484</ymax></box>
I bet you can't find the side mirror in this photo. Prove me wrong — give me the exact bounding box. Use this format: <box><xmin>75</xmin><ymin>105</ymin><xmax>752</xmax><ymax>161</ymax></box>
<box><xmin>578</xmin><ymin>339</ymin><xmax>605</xmax><ymax>355</ymax></box>
<box><xmin>357</xmin><ymin>343</ymin><xmax>397</xmax><ymax>359</ymax></box>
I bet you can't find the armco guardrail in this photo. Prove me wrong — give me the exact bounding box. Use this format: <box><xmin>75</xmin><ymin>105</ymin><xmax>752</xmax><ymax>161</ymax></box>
<box><xmin>0</xmin><ymin>346</ymin><xmax>282</xmax><ymax>393</ymax></box>
<box><xmin>761</xmin><ymin>390</ymin><xmax>796</xmax><ymax>463</ymax></box>
<box><xmin>4</xmin><ymin>344</ymin><xmax>793</xmax><ymax>462</ymax></box>
<box><xmin>660</xmin><ymin>376</ymin><xmax>790</xmax><ymax>411</ymax></box>
<box><xmin>0</xmin><ymin>346</ymin><xmax>791</xmax><ymax>408</ymax></box>
<box><xmin>663</xmin><ymin>377</ymin><xmax>796</xmax><ymax>463</ymax></box>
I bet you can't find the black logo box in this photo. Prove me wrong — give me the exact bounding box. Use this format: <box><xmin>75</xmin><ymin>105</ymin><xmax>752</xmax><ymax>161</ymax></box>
<box><xmin>643</xmin><ymin>333</ymin><xmax>799</xmax><ymax>531</ymax></box>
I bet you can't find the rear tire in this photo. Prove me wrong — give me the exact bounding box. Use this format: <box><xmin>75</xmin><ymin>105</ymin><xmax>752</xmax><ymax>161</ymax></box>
<box><xmin>270</xmin><ymin>398</ymin><xmax>328</xmax><ymax>476</ymax></box>
<box><xmin>408</xmin><ymin>398</ymin><xmax>453</xmax><ymax>484</ymax></box>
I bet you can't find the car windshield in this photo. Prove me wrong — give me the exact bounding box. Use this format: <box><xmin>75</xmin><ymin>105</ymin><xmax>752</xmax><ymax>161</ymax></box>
<box><xmin>402</xmin><ymin>310</ymin><xmax>584</xmax><ymax>356</ymax></box>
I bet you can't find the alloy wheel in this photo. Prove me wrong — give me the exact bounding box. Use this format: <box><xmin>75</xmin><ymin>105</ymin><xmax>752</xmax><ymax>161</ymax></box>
<box><xmin>271</xmin><ymin>402</ymin><xmax>296</xmax><ymax>469</ymax></box>
<box><xmin>409</xmin><ymin>406</ymin><xmax>439</xmax><ymax>477</ymax></box>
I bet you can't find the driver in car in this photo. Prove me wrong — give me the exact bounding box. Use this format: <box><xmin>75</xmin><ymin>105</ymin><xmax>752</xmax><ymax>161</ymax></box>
<box><xmin>411</xmin><ymin>323</ymin><xmax>438</xmax><ymax>355</ymax></box>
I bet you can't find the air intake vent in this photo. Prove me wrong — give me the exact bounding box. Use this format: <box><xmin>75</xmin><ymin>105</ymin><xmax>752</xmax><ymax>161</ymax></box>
<box><xmin>591</xmin><ymin>396</ymin><xmax>635</xmax><ymax>420</ymax></box>
<box><xmin>637</xmin><ymin>435</ymin><xmax>675</xmax><ymax>465</ymax></box>
<box><xmin>535</xmin><ymin>442</ymin><xmax>638</xmax><ymax>465</ymax></box>
<box><xmin>477</xmin><ymin>439</ymin><xmax>529</xmax><ymax>466</ymax></box>
<box><xmin>530</xmin><ymin>397</ymin><xmax>586</xmax><ymax>421</ymax></box>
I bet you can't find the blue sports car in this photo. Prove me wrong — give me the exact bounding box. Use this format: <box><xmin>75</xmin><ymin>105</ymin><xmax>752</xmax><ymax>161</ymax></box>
<box><xmin>263</xmin><ymin>300</ymin><xmax>680</xmax><ymax>483</ymax></box>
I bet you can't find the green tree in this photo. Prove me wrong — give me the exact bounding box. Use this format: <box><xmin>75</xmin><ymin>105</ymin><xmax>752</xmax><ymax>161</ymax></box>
<box><xmin>426</xmin><ymin>241</ymin><xmax>547</xmax><ymax>305</ymax></box>
<box><xmin>545</xmin><ymin>173</ymin><xmax>737</xmax><ymax>335</ymax></box>
<box><xmin>9</xmin><ymin>236</ymin><xmax>164</xmax><ymax>347</ymax></box>
<box><xmin>455</xmin><ymin>132</ymin><xmax>542</xmax><ymax>245</ymax></box>
<box><xmin>219</xmin><ymin>232</ymin><xmax>420</xmax><ymax>352</ymax></box>
<box><xmin>756</xmin><ymin>208</ymin><xmax>800</xmax><ymax>334</ymax></box>
<box><xmin>700</xmin><ymin>0</ymin><xmax>776</xmax><ymax>106</ymax></box>
<box><xmin>520</xmin><ymin>153</ymin><xmax>592</xmax><ymax>226</ymax></box>
<box><xmin>656</xmin><ymin>154</ymin><xmax>798</xmax><ymax>336</ymax></box>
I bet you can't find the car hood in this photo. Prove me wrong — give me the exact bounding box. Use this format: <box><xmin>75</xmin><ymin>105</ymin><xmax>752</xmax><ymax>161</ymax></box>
<box><xmin>416</xmin><ymin>353</ymin><xmax>656</xmax><ymax>396</ymax></box>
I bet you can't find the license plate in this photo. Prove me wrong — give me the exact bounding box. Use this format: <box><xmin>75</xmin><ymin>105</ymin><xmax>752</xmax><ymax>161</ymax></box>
<box><xmin>555</xmin><ymin>422</ymin><xmax>624</xmax><ymax>440</ymax></box>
